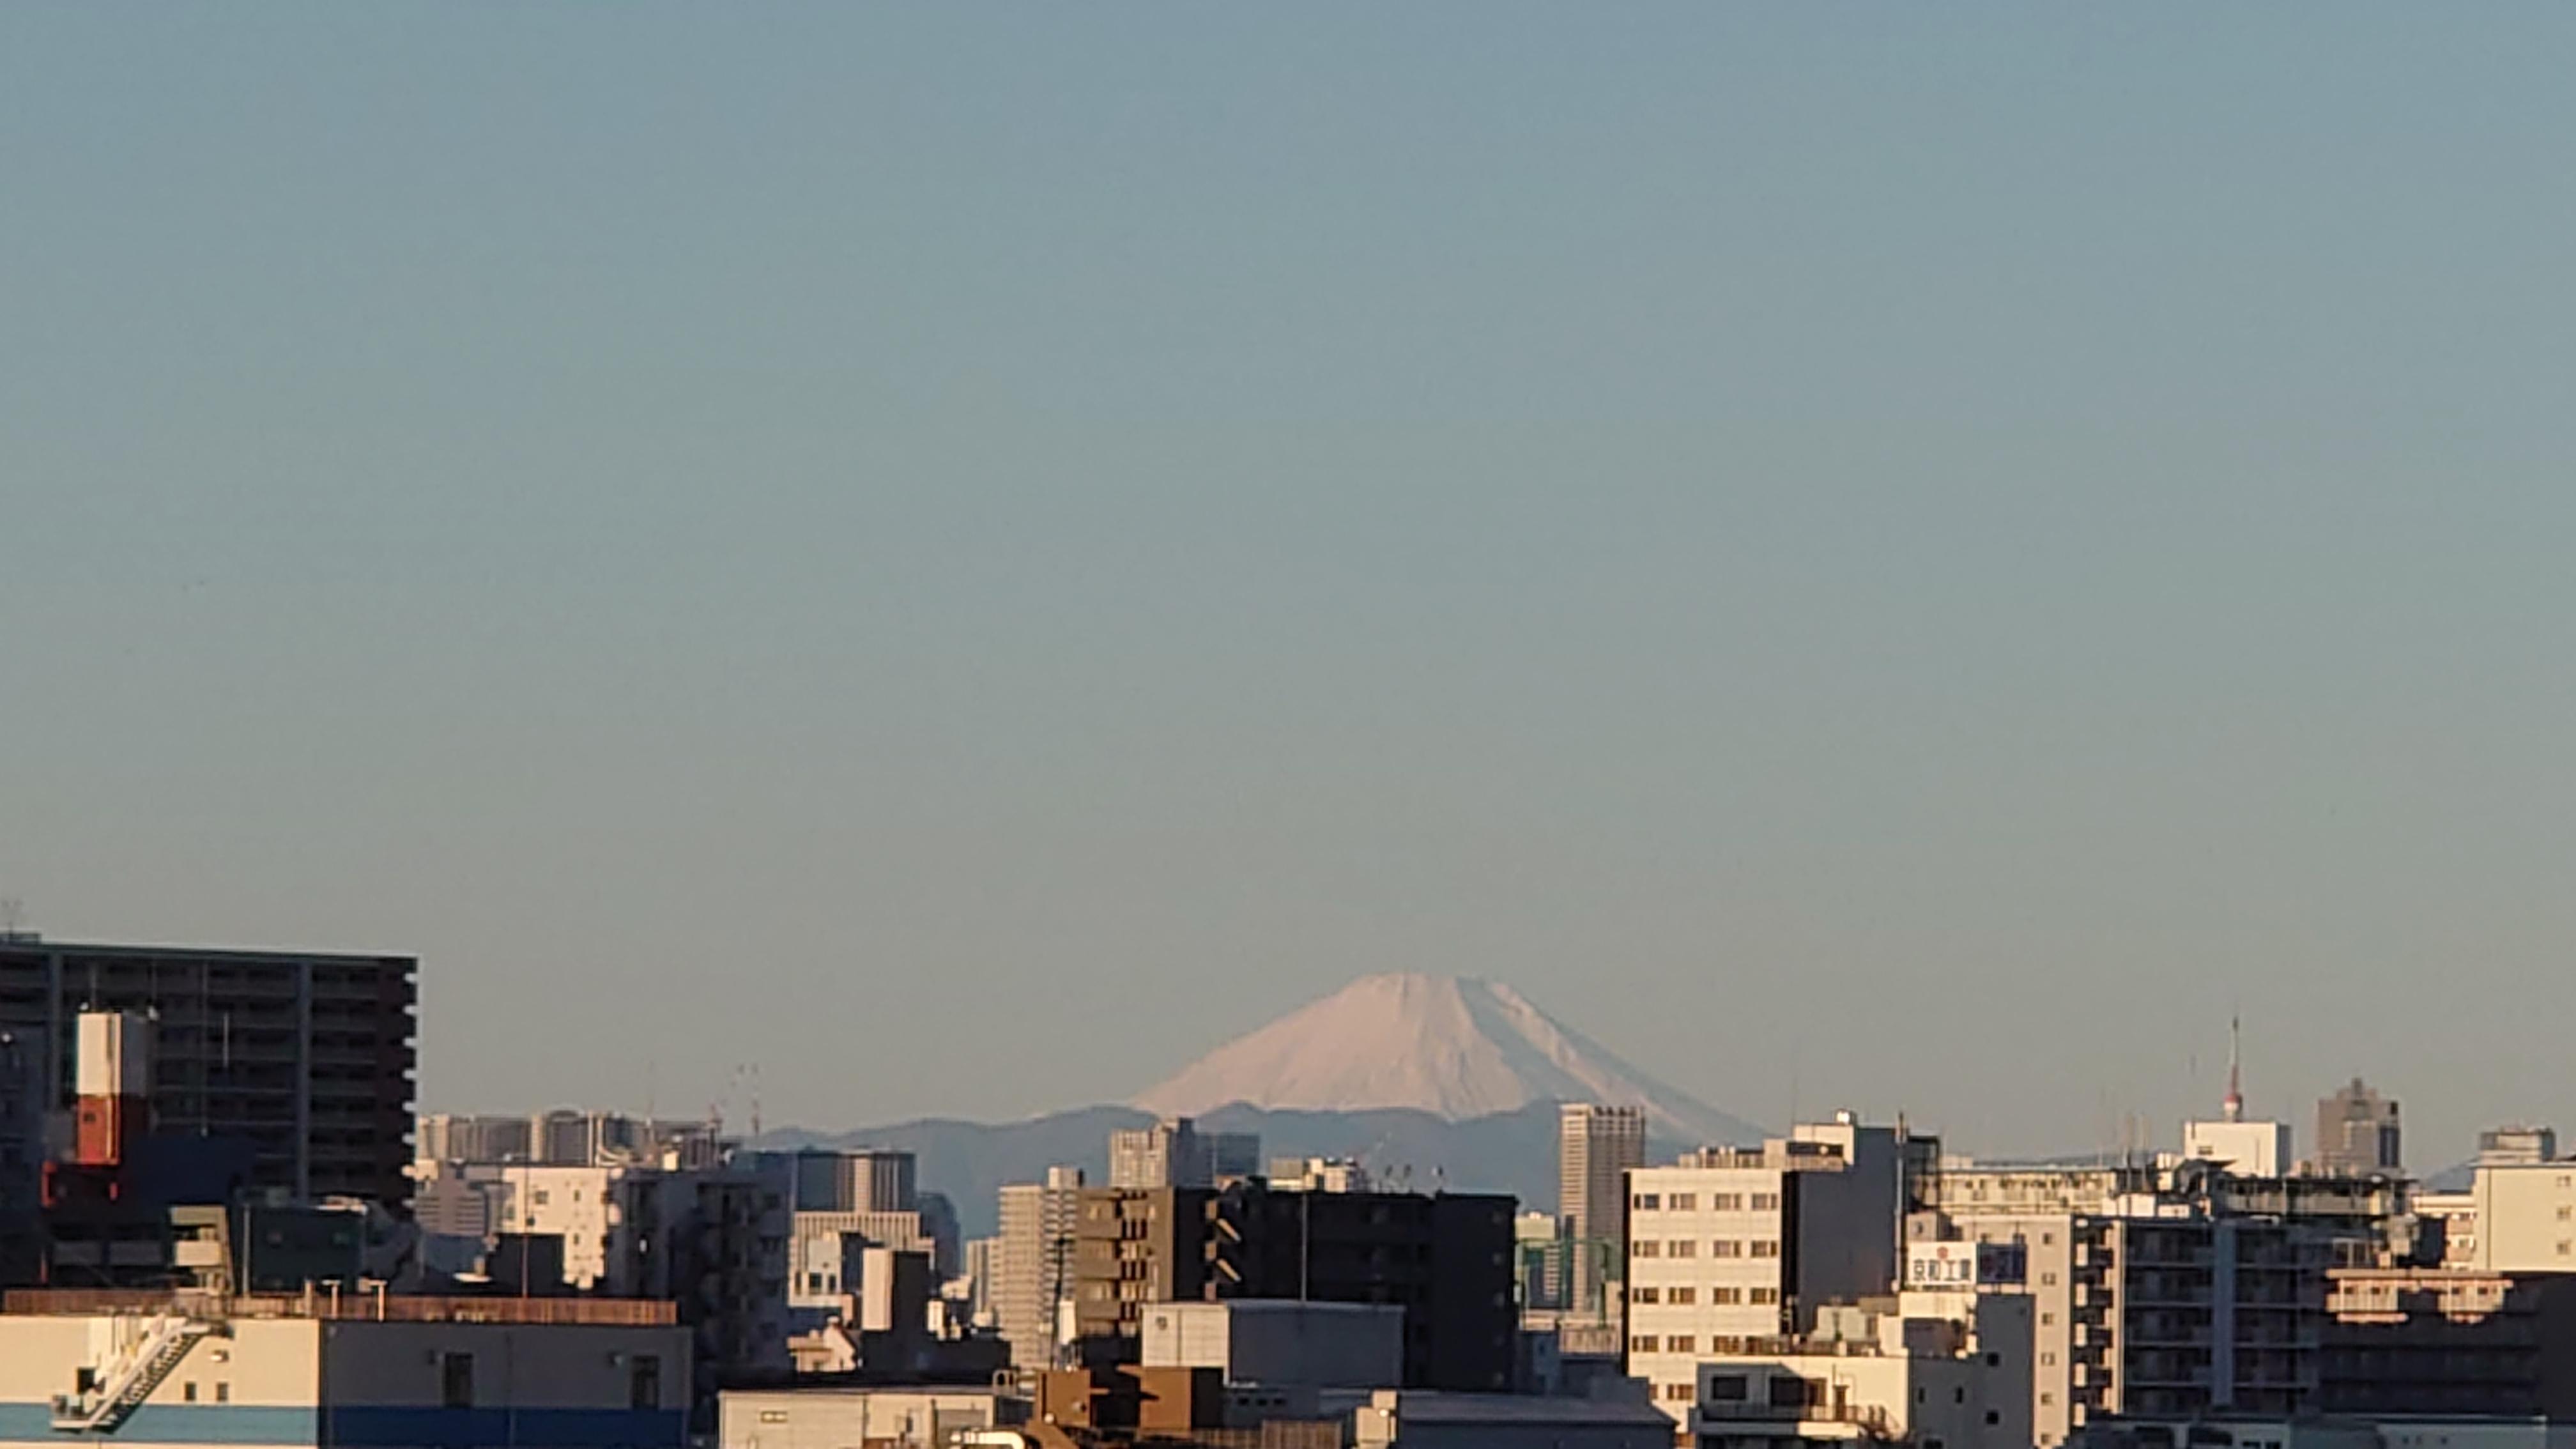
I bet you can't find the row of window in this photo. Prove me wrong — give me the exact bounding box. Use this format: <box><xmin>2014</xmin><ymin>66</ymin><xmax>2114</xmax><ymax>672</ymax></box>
<box><xmin>1630</xmin><ymin>1285</ymin><xmax>1779</xmax><ymax>1306</ymax></box>
<box><xmin>1632</xmin><ymin>1239</ymin><xmax>1779</xmax><ymax>1259</ymax></box>
<box><xmin>1632</xmin><ymin>1192</ymin><xmax>1781</xmax><ymax>1213</ymax></box>
<box><xmin>1628</xmin><ymin>1278</ymin><xmax>1772</xmax><ymax>1305</ymax></box>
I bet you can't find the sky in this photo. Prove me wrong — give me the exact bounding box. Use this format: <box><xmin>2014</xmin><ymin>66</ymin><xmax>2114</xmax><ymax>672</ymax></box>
<box><xmin>6</xmin><ymin>4</ymin><xmax>2576</xmax><ymax>1166</ymax></box>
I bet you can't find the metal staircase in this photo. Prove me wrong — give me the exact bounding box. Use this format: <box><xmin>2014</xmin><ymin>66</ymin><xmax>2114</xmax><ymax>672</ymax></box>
<box><xmin>50</xmin><ymin>1313</ymin><xmax>217</xmax><ymax>1434</ymax></box>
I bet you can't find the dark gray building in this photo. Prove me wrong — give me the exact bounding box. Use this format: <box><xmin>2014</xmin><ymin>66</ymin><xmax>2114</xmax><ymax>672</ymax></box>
<box><xmin>0</xmin><ymin>937</ymin><xmax>418</xmax><ymax>1209</ymax></box>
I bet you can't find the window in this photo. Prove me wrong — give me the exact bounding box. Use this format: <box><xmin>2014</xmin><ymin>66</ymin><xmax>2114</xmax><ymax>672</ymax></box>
<box><xmin>215</xmin><ymin>1384</ymin><xmax>229</xmax><ymax>1405</ymax></box>
<box><xmin>2042</xmin><ymin>1353</ymin><xmax>2057</xmax><ymax>1367</ymax></box>
<box><xmin>1954</xmin><ymin>1387</ymin><xmax>1966</xmax><ymax>1404</ymax></box>
<box><xmin>2042</xmin><ymin>1271</ymin><xmax>2058</xmax><ymax>1285</ymax></box>
<box><xmin>1751</xmin><ymin>1193</ymin><xmax>1781</xmax><ymax>1211</ymax></box>
<box><xmin>183</xmin><ymin>1384</ymin><xmax>197</xmax><ymax>1404</ymax></box>
<box><xmin>1711</xmin><ymin>1287</ymin><xmax>1743</xmax><ymax>1305</ymax></box>
<box><xmin>1712</xmin><ymin>1193</ymin><xmax>1744</xmax><ymax>1211</ymax></box>
<box><xmin>2042</xmin><ymin>1312</ymin><xmax>2055</xmax><ymax>1326</ymax></box>
<box><xmin>1749</xmin><ymin>1287</ymin><xmax>1779</xmax><ymax>1305</ymax></box>
<box><xmin>1631</xmin><ymin>1287</ymin><xmax>1661</xmax><ymax>1305</ymax></box>
<box><xmin>1988</xmin><ymin>1411</ymin><xmax>2004</xmax><ymax>1426</ymax></box>
<box><xmin>629</xmin><ymin>1356</ymin><xmax>660</xmax><ymax>1411</ymax></box>
<box><xmin>1669</xmin><ymin>1193</ymin><xmax>1698</xmax><ymax>1211</ymax></box>
<box><xmin>1668</xmin><ymin>1336</ymin><xmax>1696</xmax><ymax>1354</ymax></box>
<box><xmin>1633</xmin><ymin>1193</ymin><xmax>1662</xmax><ymax>1211</ymax></box>
<box><xmin>1669</xmin><ymin>1240</ymin><xmax>1699</xmax><ymax>1258</ymax></box>
<box><xmin>1669</xmin><ymin>1287</ymin><xmax>1698</xmax><ymax>1305</ymax></box>
<box><xmin>1768</xmin><ymin>1376</ymin><xmax>1813</xmax><ymax>1409</ymax></box>
<box><xmin>1630</xmin><ymin>1335</ymin><xmax>1659</xmax><ymax>1353</ymax></box>
<box><xmin>1712</xmin><ymin>1239</ymin><xmax>1743</xmax><ymax>1258</ymax></box>
<box><xmin>1632</xmin><ymin>1241</ymin><xmax>1661</xmax><ymax>1259</ymax></box>
<box><xmin>441</xmin><ymin>1353</ymin><xmax>474</xmax><ymax>1409</ymax></box>
<box><xmin>1751</xmin><ymin>1240</ymin><xmax>1780</xmax><ymax>1259</ymax></box>
<box><xmin>1707</xmin><ymin>1374</ymin><xmax>1751</xmax><ymax>1402</ymax></box>
<box><xmin>533</xmin><ymin>1190</ymin><xmax>550</xmax><ymax>1206</ymax></box>
<box><xmin>2560</xmin><ymin>1206</ymin><xmax>2572</xmax><ymax>1223</ymax></box>
<box><xmin>1663</xmin><ymin>1383</ymin><xmax>1696</xmax><ymax>1402</ymax></box>
<box><xmin>2041</xmin><ymin>1394</ymin><xmax>2055</xmax><ymax>1407</ymax></box>
<box><xmin>758</xmin><ymin>1413</ymin><xmax>790</xmax><ymax>1426</ymax></box>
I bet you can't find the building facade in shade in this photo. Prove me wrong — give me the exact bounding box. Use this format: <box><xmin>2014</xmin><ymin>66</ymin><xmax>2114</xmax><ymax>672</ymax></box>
<box><xmin>1620</xmin><ymin>1117</ymin><xmax>1909</xmax><ymax>1421</ymax></box>
<box><xmin>1070</xmin><ymin>1183</ymin><xmax>1519</xmax><ymax>1393</ymax></box>
<box><xmin>2313</xmin><ymin>1078</ymin><xmax>2402</xmax><ymax>1177</ymax></box>
<box><xmin>995</xmin><ymin>1167</ymin><xmax>1087</xmax><ymax>1369</ymax></box>
<box><xmin>2320</xmin><ymin>1268</ymin><xmax>2576</xmax><ymax>1419</ymax></box>
<box><xmin>1559</xmin><ymin>1104</ymin><xmax>1646</xmax><ymax>1322</ymax></box>
<box><xmin>0</xmin><ymin>939</ymin><xmax>417</xmax><ymax>1208</ymax></box>
<box><xmin>0</xmin><ymin>1031</ymin><xmax>38</xmax><ymax>1286</ymax></box>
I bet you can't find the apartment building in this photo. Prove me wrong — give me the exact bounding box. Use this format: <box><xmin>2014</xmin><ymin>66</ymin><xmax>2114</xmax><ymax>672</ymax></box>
<box><xmin>2322</xmin><ymin>1267</ymin><xmax>2576</xmax><ymax>1418</ymax></box>
<box><xmin>1915</xmin><ymin>1158</ymin><xmax>2411</xmax><ymax>1445</ymax></box>
<box><xmin>0</xmin><ymin>938</ymin><xmax>417</xmax><ymax>1208</ymax></box>
<box><xmin>1689</xmin><ymin>1294</ymin><xmax>2035</xmax><ymax>1449</ymax></box>
<box><xmin>1621</xmin><ymin>1117</ymin><xmax>1908</xmax><ymax>1420</ymax></box>
<box><xmin>995</xmin><ymin>1167</ymin><xmax>1087</xmax><ymax>1369</ymax></box>
<box><xmin>1070</xmin><ymin>1183</ymin><xmax>1518</xmax><ymax>1392</ymax></box>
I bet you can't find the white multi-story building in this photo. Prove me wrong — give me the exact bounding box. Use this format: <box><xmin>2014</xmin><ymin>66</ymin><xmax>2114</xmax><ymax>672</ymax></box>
<box><xmin>993</xmin><ymin>1167</ymin><xmax>1085</xmax><ymax>1368</ymax></box>
<box><xmin>1621</xmin><ymin>1116</ymin><xmax>1907</xmax><ymax>1421</ymax></box>
<box><xmin>1690</xmin><ymin>1294</ymin><xmax>2034</xmax><ymax>1449</ymax></box>
<box><xmin>2460</xmin><ymin>1160</ymin><xmax>2576</xmax><ymax>1273</ymax></box>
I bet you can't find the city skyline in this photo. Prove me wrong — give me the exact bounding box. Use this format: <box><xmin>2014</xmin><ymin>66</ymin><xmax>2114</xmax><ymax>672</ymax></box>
<box><xmin>13</xmin><ymin>6</ymin><xmax>2576</xmax><ymax>1160</ymax></box>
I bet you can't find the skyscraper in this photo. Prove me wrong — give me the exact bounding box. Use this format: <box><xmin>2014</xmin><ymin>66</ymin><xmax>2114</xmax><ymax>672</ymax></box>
<box><xmin>2315</xmin><ymin>1078</ymin><xmax>2402</xmax><ymax>1177</ymax></box>
<box><xmin>1558</xmin><ymin>1102</ymin><xmax>1645</xmax><ymax>1320</ymax></box>
<box><xmin>995</xmin><ymin>1165</ymin><xmax>1085</xmax><ymax>1368</ymax></box>
<box><xmin>1110</xmin><ymin>1117</ymin><xmax>1209</xmax><ymax>1189</ymax></box>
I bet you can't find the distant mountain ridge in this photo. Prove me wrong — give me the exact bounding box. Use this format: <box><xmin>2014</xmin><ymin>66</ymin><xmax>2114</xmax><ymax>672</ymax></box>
<box><xmin>767</xmin><ymin>972</ymin><xmax>1765</xmax><ymax>1237</ymax></box>
<box><xmin>1135</xmin><ymin>972</ymin><xmax>1761</xmax><ymax>1146</ymax></box>
<box><xmin>770</xmin><ymin>1099</ymin><xmax>1715</xmax><ymax>1238</ymax></box>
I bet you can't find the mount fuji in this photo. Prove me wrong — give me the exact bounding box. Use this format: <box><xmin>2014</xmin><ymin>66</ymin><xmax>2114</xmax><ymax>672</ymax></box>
<box><xmin>1134</xmin><ymin>972</ymin><xmax>1759</xmax><ymax>1146</ymax></box>
<box><xmin>779</xmin><ymin>972</ymin><xmax>1763</xmax><ymax>1236</ymax></box>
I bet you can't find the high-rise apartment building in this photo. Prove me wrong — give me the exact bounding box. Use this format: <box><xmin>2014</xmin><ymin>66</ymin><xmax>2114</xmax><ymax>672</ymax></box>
<box><xmin>1560</xmin><ymin>1103</ymin><xmax>1646</xmax><ymax>1320</ymax></box>
<box><xmin>0</xmin><ymin>938</ymin><xmax>417</xmax><ymax>1207</ymax></box>
<box><xmin>2313</xmin><ymin>1078</ymin><xmax>2402</xmax><ymax>1177</ymax></box>
<box><xmin>995</xmin><ymin>1166</ymin><xmax>1087</xmax><ymax>1368</ymax></box>
<box><xmin>1621</xmin><ymin>1117</ymin><xmax>1908</xmax><ymax>1422</ymax></box>
<box><xmin>1913</xmin><ymin>1156</ymin><xmax>2409</xmax><ymax>1445</ymax></box>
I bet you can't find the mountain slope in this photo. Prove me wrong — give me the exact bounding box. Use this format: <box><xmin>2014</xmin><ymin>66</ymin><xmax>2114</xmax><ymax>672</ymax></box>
<box><xmin>1133</xmin><ymin>972</ymin><xmax>1760</xmax><ymax>1146</ymax></box>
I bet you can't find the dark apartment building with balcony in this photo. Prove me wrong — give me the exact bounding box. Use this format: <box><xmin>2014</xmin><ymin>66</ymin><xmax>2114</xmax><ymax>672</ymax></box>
<box><xmin>0</xmin><ymin>937</ymin><xmax>418</xmax><ymax>1209</ymax></box>
<box><xmin>1071</xmin><ymin>1182</ymin><xmax>1515</xmax><ymax>1392</ymax></box>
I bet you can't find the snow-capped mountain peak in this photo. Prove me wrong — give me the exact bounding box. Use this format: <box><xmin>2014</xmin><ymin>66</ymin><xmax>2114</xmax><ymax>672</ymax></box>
<box><xmin>1131</xmin><ymin>972</ymin><xmax>1758</xmax><ymax>1146</ymax></box>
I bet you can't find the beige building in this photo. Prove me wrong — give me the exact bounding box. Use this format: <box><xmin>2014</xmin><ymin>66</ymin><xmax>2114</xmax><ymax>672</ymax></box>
<box><xmin>1691</xmin><ymin>1294</ymin><xmax>2034</xmax><ymax>1449</ymax></box>
<box><xmin>995</xmin><ymin>1166</ymin><xmax>1085</xmax><ymax>1368</ymax></box>
<box><xmin>1622</xmin><ymin>1117</ymin><xmax>1906</xmax><ymax>1421</ymax></box>
<box><xmin>2459</xmin><ymin>1161</ymin><xmax>2576</xmax><ymax>1273</ymax></box>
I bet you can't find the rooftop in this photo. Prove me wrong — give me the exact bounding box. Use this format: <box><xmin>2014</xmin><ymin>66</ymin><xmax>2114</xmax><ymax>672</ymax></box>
<box><xmin>3</xmin><ymin>1289</ymin><xmax>673</xmax><ymax>1326</ymax></box>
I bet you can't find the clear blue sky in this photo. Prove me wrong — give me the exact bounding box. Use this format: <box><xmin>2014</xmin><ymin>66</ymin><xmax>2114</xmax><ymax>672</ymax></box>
<box><xmin>6</xmin><ymin>4</ymin><xmax>2575</xmax><ymax>1163</ymax></box>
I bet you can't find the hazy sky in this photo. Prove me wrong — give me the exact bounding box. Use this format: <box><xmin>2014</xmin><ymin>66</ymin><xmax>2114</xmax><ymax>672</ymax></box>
<box><xmin>7</xmin><ymin>5</ymin><xmax>2576</xmax><ymax>1165</ymax></box>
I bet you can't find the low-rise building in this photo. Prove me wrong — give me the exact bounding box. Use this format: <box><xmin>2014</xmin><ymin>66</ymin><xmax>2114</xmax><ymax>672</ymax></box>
<box><xmin>1689</xmin><ymin>1293</ymin><xmax>2035</xmax><ymax>1449</ymax></box>
<box><xmin>717</xmin><ymin>1386</ymin><xmax>1026</xmax><ymax>1449</ymax></box>
<box><xmin>1351</xmin><ymin>1387</ymin><xmax>1672</xmax><ymax>1449</ymax></box>
<box><xmin>1141</xmin><ymin>1300</ymin><xmax>1404</xmax><ymax>1388</ymax></box>
<box><xmin>0</xmin><ymin>1290</ymin><xmax>688</xmax><ymax>1449</ymax></box>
